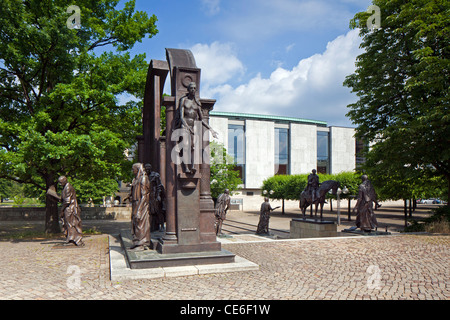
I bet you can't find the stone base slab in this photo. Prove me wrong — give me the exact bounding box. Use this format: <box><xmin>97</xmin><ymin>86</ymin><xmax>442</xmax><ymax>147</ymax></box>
<box><xmin>290</xmin><ymin>218</ymin><xmax>338</xmax><ymax>238</ymax></box>
<box><xmin>109</xmin><ymin>235</ymin><xmax>259</xmax><ymax>281</ymax></box>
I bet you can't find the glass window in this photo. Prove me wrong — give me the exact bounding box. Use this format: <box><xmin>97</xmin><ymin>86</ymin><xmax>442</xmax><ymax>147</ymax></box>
<box><xmin>228</xmin><ymin>124</ymin><xmax>245</xmax><ymax>183</ymax></box>
<box><xmin>356</xmin><ymin>139</ymin><xmax>366</xmax><ymax>169</ymax></box>
<box><xmin>275</xmin><ymin>128</ymin><xmax>289</xmax><ymax>175</ymax></box>
<box><xmin>317</xmin><ymin>131</ymin><xmax>329</xmax><ymax>174</ymax></box>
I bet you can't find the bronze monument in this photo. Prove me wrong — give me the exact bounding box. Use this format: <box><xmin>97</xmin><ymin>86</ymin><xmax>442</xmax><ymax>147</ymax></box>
<box><xmin>124</xmin><ymin>48</ymin><xmax>235</xmax><ymax>268</ymax></box>
<box><xmin>300</xmin><ymin>174</ymin><xmax>340</xmax><ymax>221</ymax></box>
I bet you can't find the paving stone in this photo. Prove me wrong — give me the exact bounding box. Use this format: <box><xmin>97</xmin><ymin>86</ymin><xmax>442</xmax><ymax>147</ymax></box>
<box><xmin>0</xmin><ymin>227</ymin><xmax>448</xmax><ymax>300</ymax></box>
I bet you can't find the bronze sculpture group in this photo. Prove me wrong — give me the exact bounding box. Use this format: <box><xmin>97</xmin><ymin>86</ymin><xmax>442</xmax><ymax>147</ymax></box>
<box><xmin>299</xmin><ymin>169</ymin><xmax>380</xmax><ymax>232</ymax></box>
<box><xmin>50</xmin><ymin>165</ymin><xmax>381</xmax><ymax>249</ymax></box>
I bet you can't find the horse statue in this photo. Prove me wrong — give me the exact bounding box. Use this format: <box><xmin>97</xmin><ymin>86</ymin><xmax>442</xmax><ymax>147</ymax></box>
<box><xmin>299</xmin><ymin>180</ymin><xmax>340</xmax><ymax>220</ymax></box>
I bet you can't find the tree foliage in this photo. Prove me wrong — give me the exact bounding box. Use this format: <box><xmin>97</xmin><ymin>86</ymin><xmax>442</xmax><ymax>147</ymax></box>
<box><xmin>0</xmin><ymin>0</ymin><xmax>158</xmax><ymax>231</ymax></box>
<box><xmin>262</xmin><ymin>172</ymin><xmax>361</xmax><ymax>201</ymax></box>
<box><xmin>343</xmin><ymin>0</ymin><xmax>450</xmax><ymax>203</ymax></box>
<box><xmin>209</xmin><ymin>141</ymin><xmax>242</xmax><ymax>200</ymax></box>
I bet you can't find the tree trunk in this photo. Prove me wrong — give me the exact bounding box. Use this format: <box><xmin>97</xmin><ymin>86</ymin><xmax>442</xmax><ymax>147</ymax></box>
<box><xmin>447</xmin><ymin>175</ymin><xmax>450</xmax><ymax>207</ymax></box>
<box><xmin>348</xmin><ymin>198</ymin><xmax>351</xmax><ymax>221</ymax></box>
<box><xmin>404</xmin><ymin>199</ymin><xmax>408</xmax><ymax>229</ymax></box>
<box><xmin>409</xmin><ymin>199</ymin><xmax>412</xmax><ymax>217</ymax></box>
<box><xmin>45</xmin><ymin>175</ymin><xmax>60</xmax><ymax>234</ymax></box>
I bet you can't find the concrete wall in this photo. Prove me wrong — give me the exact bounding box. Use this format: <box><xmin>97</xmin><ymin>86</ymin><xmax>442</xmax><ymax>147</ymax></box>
<box><xmin>245</xmin><ymin>120</ymin><xmax>275</xmax><ymax>189</ymax></box>
<box><xmin>209</xmin><ymin>116</ymin><xmax>228</xmax><ymax>148</ymax></box>
<box><xmin>0</xmin><ymin>206</ymin><xmax>131</xmax><ymax>221</ymax></box>
<box><xmin>290</xmin><ymin>123</ymin><xmax>317</xmax><ymax>175</ymax></box>
<box><xmin>330</xmin><ymin>126</ymin><xmax>356</xmax><ymax>173</ymax></box>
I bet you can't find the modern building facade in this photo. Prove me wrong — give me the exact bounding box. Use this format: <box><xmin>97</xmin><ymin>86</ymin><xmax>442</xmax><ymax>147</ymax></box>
<box><xmin>209</xmin><ymin>111</ymin><xmax>356</xmax><ymax>210</ymax></box>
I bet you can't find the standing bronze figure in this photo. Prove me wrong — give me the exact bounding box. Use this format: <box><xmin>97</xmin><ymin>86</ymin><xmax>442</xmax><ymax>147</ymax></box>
<box><xmin>214</xmin><ymin>189</ymin><xmax>231</xmax><ymax>235</ymax></box>
<box><xmin>305</xmin><ymin>169</ymin><xmax>320</xmax><ymax>203</ymax></box>
<box><xmin>353</xmin><ymin>175</ymin><xmax>379</xmax><ymax>232</ymax></box>
<box><xmin>176</xmin><ymin>82</ymin><xmax>218</xmax><ymax>174</ymax></box>
<box><xmin>58</xmin><ymin>176</ymin><xmax>84</xmax><ymax>246</ymax></box>
<box><xmin>256</xmin><ymin>197</ymin><xmax>280</xmax><ymax>235</ymax></box>
<box><xmin>145</xmin><ymin>163</ymin><xmax>166</xmax><ymax>232</ymax></box>
<box><xmin>129</xmin><ymin>163</ymin><xmax>151</xmax><ymax>250</ymax></box>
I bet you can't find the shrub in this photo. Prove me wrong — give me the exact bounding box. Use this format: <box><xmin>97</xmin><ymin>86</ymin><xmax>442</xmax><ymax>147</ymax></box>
<box><xmin>405</xmin><ymin>205</ymin><xmax>450</xmax><ymax>233</ymax></box>
<box><xmin>262</xmin><ymin>172</ymin><xmax>361</xmax><ymax>201</ymax></box>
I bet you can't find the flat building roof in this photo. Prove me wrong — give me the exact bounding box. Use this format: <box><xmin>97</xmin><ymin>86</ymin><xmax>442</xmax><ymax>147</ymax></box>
<box><xmin>209</xmin><ymin>111</ymin><xmax>327</xmax><ymax>127</ymax></box>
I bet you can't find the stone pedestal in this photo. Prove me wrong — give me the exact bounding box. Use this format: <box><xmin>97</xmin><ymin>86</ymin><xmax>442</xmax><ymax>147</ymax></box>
<box><xmin>120</xmin><ymin>230</ymin><xmax>234</xmax><ymax>269</ymax></box>
<box><xmin>290</xmin><ymin>218</ymin><xmax>337</xmax><ymax>238</ymax></box>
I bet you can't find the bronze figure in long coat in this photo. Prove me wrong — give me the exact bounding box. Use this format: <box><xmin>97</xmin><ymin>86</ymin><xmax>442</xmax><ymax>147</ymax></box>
<box><xmin>58</xmin><ymin>176</ymin><xmax>84</xmax><ymax>246</ymax></box>
<box><xmin>214</xmin><ymin>189</ymin><xmax>231</xmax><ymax>235</ymax></box>
<box><xmin>353</xmin><ymin>175</ymin><xmax>378</xmax><ymax>231</ymax></box>
<box><xmin>256</xmin><ymin>197</ymin><xmax>275</xmax><ymax>235</ymax></box>
<box><xmin>130</xmin><ymin>163</ymin><xmax>151</xmax><ymax>249</ymax></box>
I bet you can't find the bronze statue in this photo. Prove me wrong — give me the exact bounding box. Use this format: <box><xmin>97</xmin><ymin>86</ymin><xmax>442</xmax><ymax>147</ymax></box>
<box><xmin>129</xmin><ymin>163</ymin><xmax>151</xmax><ymax>250</ymax></box>
<box><xmin>58</xmin><ymin>176</ymin><xmax>84</xmax><ymax>246</ymax></box>
<box><xmin>353</xmin><ymin>175</ymin><xmax>378</xmax><ymax>232</ymax></box>
<box><xmin>256</xmin><ymin>197</ymin><xmax>280</xmax><ymax>235</ymax></box>
<box><xmin>300</xmin><ymin>179</ymin><xmax>340</xmax><ymax>220</ymax></box>
<box><xmin>305</xmin><ymin>169</ymin><xmax>320</xmax><ymax>202</ymax></box>
<box><xmin>214</xmin><ymin>189</ymin><xmax>231</xmax><ymax>235</ymax></box>
<box><xmin>144</xmin><ymin>163</ymin><xmax>166</xmax><ymax>232</ymax></box>
<box><xmin>177</xmin><ymin>82</ymin><xmax>218</xmax><ymax>174</ymax></box>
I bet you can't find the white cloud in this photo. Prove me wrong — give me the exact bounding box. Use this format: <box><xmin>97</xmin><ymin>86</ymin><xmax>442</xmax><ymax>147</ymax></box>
<box><xmin>285</xmin><ymin>43</ymin><xmax>295</xmax><ymax>53</ymax></box>
<box><xmin>200</xmin><ymin>0</ymin><xmax>221</xmax><ymax>16</ymax></box>
<box><xmin>205</xmin><ymin>29</ymin><xmax>363</xmax><ymax>127</ymax></box>
<box><xmin>190</xmin><ymin>42</ymin><xmax>245</xmax><ymax>87</ymax></box>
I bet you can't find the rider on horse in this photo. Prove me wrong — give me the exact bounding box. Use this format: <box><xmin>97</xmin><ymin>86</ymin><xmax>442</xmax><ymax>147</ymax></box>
<box><xmin>304</xmin><ymin>169</ymin><xmax>320</xmax><ymax>203</ymax></box>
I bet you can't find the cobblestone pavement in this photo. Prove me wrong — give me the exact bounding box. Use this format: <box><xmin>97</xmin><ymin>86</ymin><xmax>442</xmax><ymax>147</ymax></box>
<box><xmin>0</xmin><ymin>233</ymin><xmax>448</xmax><ymax>300</ymax></box>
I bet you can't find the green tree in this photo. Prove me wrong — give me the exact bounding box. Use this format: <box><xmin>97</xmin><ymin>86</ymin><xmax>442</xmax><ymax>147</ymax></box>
<box><xmin>0</xmin><ymin>178</ymin><xmax>24</xmax><ymax>202</ymax></box>
<box><xmin>0</xmin><ymin>0</ymin><xmax>158</xmax><ymax>232</ymax></box>
<box><xmin>209</xmin><ymin>141</ymin><xmax>242</xmax><ymax>200</ymax></box>
<box><xmin>344</xmin><ymin>0</ymin><xmax>450</xmax><ymax>203</ymax></box>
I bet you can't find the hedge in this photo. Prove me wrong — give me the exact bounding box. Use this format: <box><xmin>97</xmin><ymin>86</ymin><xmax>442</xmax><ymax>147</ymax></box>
<box><xmin>261</xmin><ymin>171</ymin><xmax>361</xmax><ymax>201</ymax></box>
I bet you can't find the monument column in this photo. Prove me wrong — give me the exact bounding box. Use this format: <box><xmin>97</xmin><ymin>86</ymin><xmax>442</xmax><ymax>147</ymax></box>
<box><xmin>161</xmin><ymin>96</ymin><xmax>177</xmax><ymax>243</ymax></box>
<box><xmin>199</xmin><ymin>99</ymin><xmax>217</xmax><ymax>243</ymax></box>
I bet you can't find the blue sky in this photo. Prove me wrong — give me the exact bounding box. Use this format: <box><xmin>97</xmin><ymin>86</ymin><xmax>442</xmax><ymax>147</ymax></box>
<box><xmin>125</xmin><ymin>0</ymin><xmax>373</xmax><ymax>127</ymax></box>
